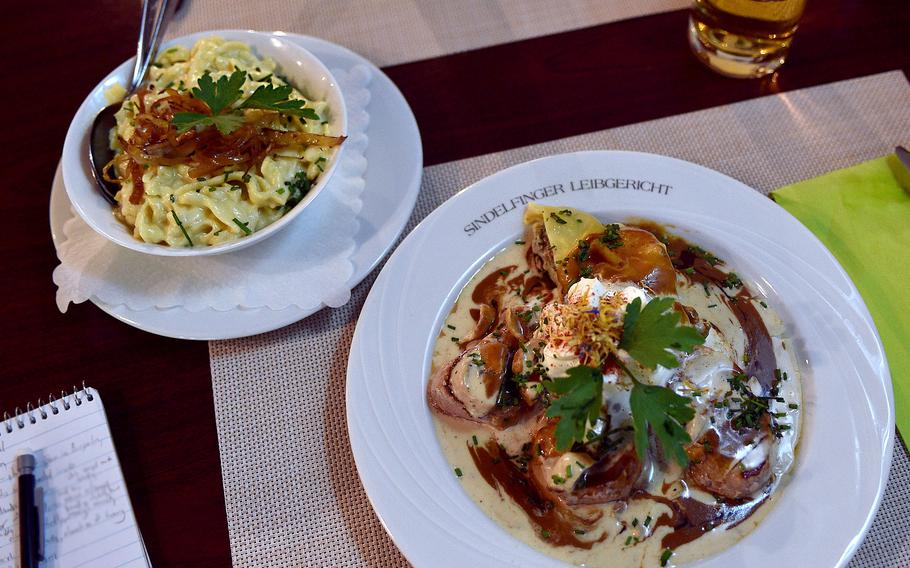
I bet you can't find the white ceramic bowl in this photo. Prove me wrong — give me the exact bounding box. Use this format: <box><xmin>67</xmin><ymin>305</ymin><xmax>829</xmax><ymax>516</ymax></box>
<box><xmin>61</xmin><ymin>29</ymin><xmax>347</xmax><ymax>257</ymax></box>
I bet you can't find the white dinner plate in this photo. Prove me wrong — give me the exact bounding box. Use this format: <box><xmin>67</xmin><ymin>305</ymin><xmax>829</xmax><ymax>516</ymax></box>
<box><xmin>49</xmin><ymin>32</ymin><xmax>422</xmax><ymax>340</ymax></box>
<box><xmin>346</xmin><ymin>151</ymin><xmax>894</xmax><ymax>567</ymax></box>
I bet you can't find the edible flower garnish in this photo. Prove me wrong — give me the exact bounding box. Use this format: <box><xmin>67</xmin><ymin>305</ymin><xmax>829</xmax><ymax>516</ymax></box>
<box><xmin>544</xmin><ymin>296</ymin><xmax>705</xmax><ymax>465</ymax></box>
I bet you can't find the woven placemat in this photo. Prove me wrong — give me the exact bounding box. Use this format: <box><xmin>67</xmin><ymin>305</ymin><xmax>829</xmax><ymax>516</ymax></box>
<box><xmin>210</xmin><ymin>70</ymin><xmax>910</xmax><ymax>567</ymax></box>
<box><xmin>167</xmin><ymin>0</ymin><xmax>690</xmax><ymax>67</ymax></box>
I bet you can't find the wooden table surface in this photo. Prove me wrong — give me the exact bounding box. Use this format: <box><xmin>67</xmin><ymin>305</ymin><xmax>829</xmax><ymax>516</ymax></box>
<box><xmin>2</xmin><ymin>1</ymin><xmax>907</xmax><ymax>565</ymax></box>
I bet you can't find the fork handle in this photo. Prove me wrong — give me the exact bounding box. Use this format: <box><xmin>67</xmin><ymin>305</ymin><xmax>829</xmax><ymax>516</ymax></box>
<box><xmin>130</xmin><ymin>0</ymin><xmax>177</xmax><ymax>93</ymax></box>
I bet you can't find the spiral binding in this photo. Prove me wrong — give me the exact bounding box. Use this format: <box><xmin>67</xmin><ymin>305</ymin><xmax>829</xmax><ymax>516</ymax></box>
<box><xmin>1</xmin><ymin>381</ymin><xmax>96</xmax><ymax>435</ymax></box>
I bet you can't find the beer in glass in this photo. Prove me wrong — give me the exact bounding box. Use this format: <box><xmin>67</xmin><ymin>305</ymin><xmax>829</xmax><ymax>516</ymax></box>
<box><xmin>689</xmin><ymin>0</ymin><xmax>808</xmax><ymax>78</ymax></box>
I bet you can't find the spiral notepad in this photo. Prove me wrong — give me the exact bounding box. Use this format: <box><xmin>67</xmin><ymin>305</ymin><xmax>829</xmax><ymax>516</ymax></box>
<box><xmin>0</xmin><ymin>387</ymin><xmax>149</xmax><ymax>568</ymax></box>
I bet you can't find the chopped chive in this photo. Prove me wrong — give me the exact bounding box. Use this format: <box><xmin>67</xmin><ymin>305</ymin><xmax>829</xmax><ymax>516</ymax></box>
<box><xmin>721</xmin><ymin>272</ymin><xmax>743</xmax><ymax>288</ymax></box>
<box><xmin>450</xmin><ymin>337</ymin><xmax>460</xmax><ymax>342</ymax></box>
<box><xmin>660</xmin><ymin>548</ymin><xmax>674</xmax><ymax>566</ymax></box>
<box><xmin>644</xmin><ymin>515</ymin><xmax>652</xmax><ymax>527</ymax></box>
<box><xmin>574</xmin><ymin>528</ymin><xmax>586</xmax><ymax>535</ymax></box>
<box><xmin>232</xmin><ymin>218</ymin><xmax>252</xmax><ymax>235</ymax></box>
<box><xmin>789</xmin><ymin>403</ymin><xmax>799</xmax><ymax>409</ymax></box>
<box><xmin>600</xmin><ymin>223</ymin><xmax>624</xmax><ymax>249</ymax></box>
<box><xmin>472</xmin><ymin>435</ymin><xmax>478</xmax><ymax>446</ymax></box>
<box><xmin>514</xmin><ymin>240</ymin><xmax>525</xmax><ymax>245</ymax></box>
<box><xmin>454</xmin><ymin>467</ymin><xmax>463</xmax><ymax>477</ymax></box>
<box><xmin>171</xmin><ymin>211</ymin><xmax>193</xmax><ymax>247</ymax></box>
<box><xmin>541</xmin><ymin>530</ymin><xmax>551</xmax><ymax>539</ymax></box>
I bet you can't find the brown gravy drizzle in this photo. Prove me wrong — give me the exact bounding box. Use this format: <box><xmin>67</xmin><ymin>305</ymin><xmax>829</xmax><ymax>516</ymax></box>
<box><xmin>468</xmin><ymin>440</ymin><xmax>606</xmax><ymax>549</ymax></box>
<box><xmin>472</xmin><ymin>265</ymin><xmax>518</xmax><ymax>308</ymax></box>
<box><xmin>638</xmin><ymin>490</ymin><xmax>768</xmax><ymax>550</ymax></box>
<box><xmin>470</xmin><ymin>263</ymin><xmax>556</xmax><ymax>325</ymax></box>
<box><xmin>560</xmin><ymin>227</ymin><xmax>678</xmax><ymax>295</ymax></box>
<box><xmin>638</xmin><ymin>222</ymin><xmax>778</xmax><ymax>396</ymax></box>
<box><xmin>456</xmin><ymin>222</ymin><xmax>783</xmax><ymax>554</ymax></box>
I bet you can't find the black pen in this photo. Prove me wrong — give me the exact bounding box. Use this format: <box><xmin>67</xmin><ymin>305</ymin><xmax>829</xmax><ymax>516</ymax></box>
<box><xmin>16</xmin><ymin>454</ymin><xmax>41</xmax><ymax>568</ymax></box>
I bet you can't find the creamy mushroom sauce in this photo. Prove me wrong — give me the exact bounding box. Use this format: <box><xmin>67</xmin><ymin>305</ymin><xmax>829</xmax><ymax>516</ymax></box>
<box><xmin>428</xmin><ymin>218</ymin><xmax>801</xmax><ymax>567</ymax></box>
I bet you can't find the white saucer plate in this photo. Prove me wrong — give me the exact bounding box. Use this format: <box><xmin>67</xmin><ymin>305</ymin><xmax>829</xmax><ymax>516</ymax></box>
<box><xmin>50</xmin><ymin>32</ymin><xmax>422</xmax><ymax>340</ymax></box>
<box><xmin>346</xmin><ymin>151</ymin><xmax>894</xmax><ymax>567</ymax></box>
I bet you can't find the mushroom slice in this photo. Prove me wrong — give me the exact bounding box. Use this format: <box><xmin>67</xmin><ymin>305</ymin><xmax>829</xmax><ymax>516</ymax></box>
<box><xmin>528</xmin><ymin>221</ymin><xmax>564</xmax><ymax>297</ymax></box>
<box><xmin>426</xmin><ymin>334</ymin><xmax>514</xmax><ymax>426</ymax></box>
<box><xmin>685</xmin><ymin>427</ymin><xmax>772</xmax><ymax>500</ymax></box>
<box><xmin>569</xmin><ymin>442</ymin><xmax>642</xmax><ymax>505</ymax></box>
<box><xmin>528</xmin><ymin>422</ymin><xmax>642</xmax><ymax>506</ymax></box>
<box><xmin>460</xmin><ymin>303</ymin><xmax>497</xmax><ymax>344</ymax></box>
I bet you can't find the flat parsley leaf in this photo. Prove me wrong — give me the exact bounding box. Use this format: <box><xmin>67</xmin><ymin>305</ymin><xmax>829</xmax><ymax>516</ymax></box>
<box><xmin>543</xmin><ymin>366</ymin><xmax>603</xmax><ymax>452</ymax></box>
<box><xmin>172</xmin><ymin>112</ymin><xmax>245</xmax><ymax>135</ymax></box>
<box><xmin>630</xmin><ymin>380</ymin><xmax>694</xmax><ymax>466</ymax></box>
<box><xmin>240</xmin><ymin>83</ymin><xmax>320</xmax><ymax>119</ymax></box>
<box><xmin>170</xmin><ymin>69</ymin><xmax>318</xmax><ymax>134</ymax></box>
<box><xmin>192</xmin><ymin>70</ymin><xmax>246</xmax><ymax>114</ymax></box>
<box><xmin>619</xmin><ymin>296</ymin><xmax>704</xmax><ymax>465</ymax></box>
<box><xmin>619</xmin><ymin>297</ymin><xmax>704</xmax><ymax>369</ymax></box>
<box><xmin>171</xmin><ymin>70</ymin><xmax>247</xmax><ymax>134</ymax></box>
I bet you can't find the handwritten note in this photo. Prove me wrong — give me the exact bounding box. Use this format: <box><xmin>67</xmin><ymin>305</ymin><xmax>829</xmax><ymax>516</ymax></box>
<box><xmin>0</xmin><ymin>389</ymin><xmax>149</xmax><ymax>568</ymax></box>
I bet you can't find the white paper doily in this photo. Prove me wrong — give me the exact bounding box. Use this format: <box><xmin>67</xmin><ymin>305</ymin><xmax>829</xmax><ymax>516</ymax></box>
<box><xmin>53</xmin><ymin>64</ymin><xmax>372</xmax><ymax>313</ymax></box>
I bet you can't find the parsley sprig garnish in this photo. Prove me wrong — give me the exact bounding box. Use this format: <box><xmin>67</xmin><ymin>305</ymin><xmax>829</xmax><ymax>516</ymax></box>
<box><xmin>172</xmin><ymin>69</ymin><xmax>320</xmax><ymax>135</ymax></box>
<box><xmin>619</xmin><ymin>297</ymin><xmax>704</xmax><ymax>369</ymax></box>
<box><xmin>244</xmin><ymin>82</ymin><xmax>320</xmax><ymax>119</ymax></box>
<box><xmin>543</xmin><ymin>296</ymin><xmax>705</xmax><ymax>465</ymax></box>
<box><xmin>629</xmin><ymin>379</ymin><xmax>695</xmax><ymax>466</ymax></box>
<box><xmin>172</xmin><ymin>70</ymin><xmax>246</xmax><ymax>134</ymax></box>
<box><xmin>542</xmin><ymin>366</ymin><xmax>603</xmax><ymax>452</ymax></box>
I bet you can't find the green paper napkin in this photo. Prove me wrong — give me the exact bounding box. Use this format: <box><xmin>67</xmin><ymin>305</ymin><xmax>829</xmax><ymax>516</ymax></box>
<box><xmin>771</xmin><ymin>156</ymin><xmax>910</xmax><ymax>437</ymax></box>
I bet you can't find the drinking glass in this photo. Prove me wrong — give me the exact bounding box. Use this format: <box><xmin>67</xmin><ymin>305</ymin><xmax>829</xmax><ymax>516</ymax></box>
<box><xmin>689</xmin><ymin>0</ymin><xmax>808</xmax><ymax>78</ymax></box>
